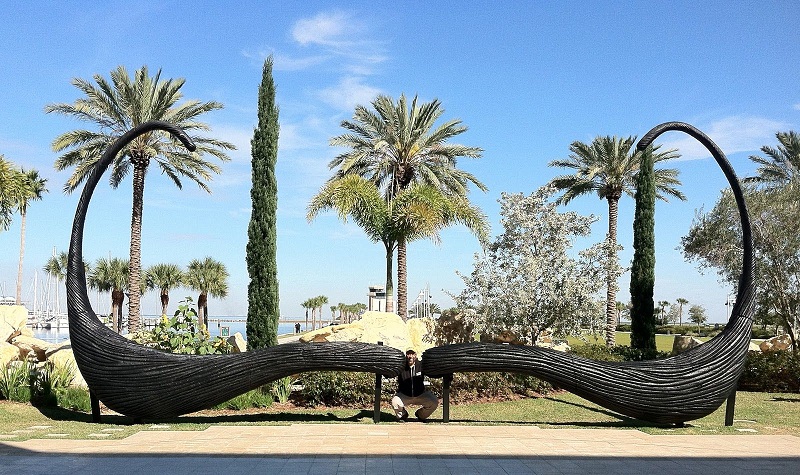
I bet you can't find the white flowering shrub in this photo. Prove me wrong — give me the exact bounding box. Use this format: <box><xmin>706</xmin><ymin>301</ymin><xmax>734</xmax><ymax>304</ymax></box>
<box><xmin>453</xmin><ymin>186</ymin><xmax>618</xmax><ymax>344</ymax></box>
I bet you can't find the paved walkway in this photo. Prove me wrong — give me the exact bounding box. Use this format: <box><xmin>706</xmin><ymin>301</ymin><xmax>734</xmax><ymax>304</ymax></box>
<box><xmin>1</xmin><ymin>424</ymin><xmax>798</xmax><ymax>474</ymax></box>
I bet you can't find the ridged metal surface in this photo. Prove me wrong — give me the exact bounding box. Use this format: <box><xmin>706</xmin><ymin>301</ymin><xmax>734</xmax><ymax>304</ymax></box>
<box><xmin>67</xmin><ymin>121</ymin><xmax>405</xmax><ymax>420</ymax></box>
<box><xmin>424</xmin><ymin>122</ymin><xmax>755</xmax><ymax>425</ymax></box>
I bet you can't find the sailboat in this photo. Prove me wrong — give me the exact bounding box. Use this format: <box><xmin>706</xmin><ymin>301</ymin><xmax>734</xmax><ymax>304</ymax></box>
<box><xmin>25</xmin><ymin>270</ymin><xmax>69</xmax><ymax>329</ymax></box>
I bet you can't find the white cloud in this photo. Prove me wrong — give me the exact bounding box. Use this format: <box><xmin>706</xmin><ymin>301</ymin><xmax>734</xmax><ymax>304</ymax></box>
<box><xmin>793</xmin><ymin>103</ymin><xmax>800</xmax><ymax>111</ymax></box>
<box><xmin>292</xmin><ymin>11</ymin><xmax>353</xmax><ymax>46</ymax></box>
<box><xmin>287</xmin><ymin>10</ymin><xmax>388</xmax><ymax>75</ymax></box>
<box><xmin>273</xmin><ymin>54</ymin><xmax>330</xmax><ymax>71</ymax></box>
<box><xmin>318</xmin><ymin>76</ymin><xmax>382</xmax><ymax>112</ymax></box>
<box><xmin>658</xmin><ymin>116</ymin><xmax>790</xmax><ymax>160</ymax></box>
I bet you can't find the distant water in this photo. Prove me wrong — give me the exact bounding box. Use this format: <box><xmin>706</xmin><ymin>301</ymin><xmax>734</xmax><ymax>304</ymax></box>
<box><xmin>33</xmin><ymin>317</ymin><xmax>304</xmax><ymax>344</ymax></box>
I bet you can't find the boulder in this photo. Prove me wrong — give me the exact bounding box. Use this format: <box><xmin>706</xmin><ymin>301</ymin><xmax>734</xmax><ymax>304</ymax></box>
<box><xmin>1</xmin><ymin>305</ymin><xmax>29</xmax><ymax>342</ymax></box>
<box><xmin>672</xmin><ymin>335</ymin><xmax>704</xmax><ymax>354</ymax></box>
<box><xmin>1</xmin><ymin>341</ymin><xmax>20</xmax><ymax>368</ymax></box>
<box><xmin>759</xmin><ymin>334</ymin><xmax>793</xmax><ymax>352</ymax></box>
<box><xmin>227</xmin><ymin>332</ymin><xmax>247</xmax><ymax>353</ymax></box>
<box><xmin>10</xmin><ymin>335</ymin><xmax>54</xmax><ymax>361</ymax></box>
<box><xmin>298</xmin><ymin>312</ymin><xmax>436</xmax><ymax>354</ymax></box>
<box><xmin>480</xmin><ymin>330</ymin><xmax>525</xmax><ymax>345</ymax></box>
<box><xmin>551</xmin><ymin>342</ymin><xmax>572</xmax><ymax>352</ymax></box>
<box><xmin>407</xmin><ymin>318</ymin><xmax>435</xmax><ymax>353</ymax></box>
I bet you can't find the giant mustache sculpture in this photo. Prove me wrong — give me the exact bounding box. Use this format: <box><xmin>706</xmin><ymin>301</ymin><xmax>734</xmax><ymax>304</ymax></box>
<box><xmin>67</xmin><ymin>121</ymin><xmax>752</xmax><ymax>424</ymax></box>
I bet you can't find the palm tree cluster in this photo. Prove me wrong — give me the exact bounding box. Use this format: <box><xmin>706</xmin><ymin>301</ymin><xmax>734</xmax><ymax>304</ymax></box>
<box><xmin>0</xmin><ymin>156</ymin><xmax>49</xmax><ymax>305</ymax></box>
<box><xmin>309</xmin><ymin>94</ymin><xmax>489</xmax><ymax>319</ymax></box>
<box><xmin>46</xmin><ymin>65</ymin><xmax>235</xmax><ymax>332</ymax></box>
<box><xmin>334</xmin><ymin>301</ymin><xmax>368</xmax><ymax>324</ymax></box>
<box><xmin>42</xmin><ymin>252</ymin><xmax>228</xmax><ymax>334</ymax></box>
<box><xmin>300</xmin><ymin>295</ymin><xmax>329</xmax><ymax>330</ymax></box>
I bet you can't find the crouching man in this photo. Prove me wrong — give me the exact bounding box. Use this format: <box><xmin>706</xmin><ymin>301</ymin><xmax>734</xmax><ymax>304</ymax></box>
<box><xmin>392</xmin><ymin>349</ymin><xmax>438</xmax><ymax>421</ymax></box>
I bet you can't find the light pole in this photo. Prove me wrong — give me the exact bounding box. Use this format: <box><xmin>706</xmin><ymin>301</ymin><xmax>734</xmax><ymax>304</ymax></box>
<box><xmin>724</xmin><ymin>293</ymin><xmax>735</xmax><ymax>321</ymax></box>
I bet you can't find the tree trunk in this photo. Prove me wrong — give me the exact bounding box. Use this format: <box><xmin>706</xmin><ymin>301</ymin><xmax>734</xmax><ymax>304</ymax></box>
<box><xmin>160</xmin><ymin>290</ymin><xmax>169</xmax><ymax>316</ymax></box>
<box><xmin>384</xmin><ymin>242</ymin><xmax>395</xmax><ymax>313</ymax></box>
<box><xmin>15</xmin><ymin>211</ymin><xmax>26</xmax><ymax>305</ymax></box>
<box><xmin>112</xmin><ymin>289</ymin><xmax>124</xmax><ymax>333</ymax></box>
<box><xmin>397</xmin><ymin>237</ymin><xmax>408</xmax><ymax>321</ymax></box>
<box><xmin>198</xmin><ymin>292</ymin><xmax>208</xmax><ymax>330</ymax></box>
<box><xmin>605</xmin><ymin>196</ymin><xmax>619</xmax><ymax>347</ymax></box>
<box><xmin>127</xmin><ymin>159</ymin><xmax>148</xmax><ymax>333</ymax></box>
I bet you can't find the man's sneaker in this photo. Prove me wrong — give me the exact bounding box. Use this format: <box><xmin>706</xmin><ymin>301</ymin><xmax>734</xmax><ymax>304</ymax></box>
<box><xmin>398</xmin><ymin>411</ymin><xmax>409</xmax><ymax>422</ymax></box>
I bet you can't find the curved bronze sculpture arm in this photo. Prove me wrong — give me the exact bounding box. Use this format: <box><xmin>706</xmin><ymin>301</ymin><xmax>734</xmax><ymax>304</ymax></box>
<box><xmin>67</xmin><ymin>121</ymin><xmax>405</xmax><ymax>420</ymax></box>
<box><xmin>423</xmin><ymin>122</ymin><xmax>755</xmax><ymax>424</ymax></box>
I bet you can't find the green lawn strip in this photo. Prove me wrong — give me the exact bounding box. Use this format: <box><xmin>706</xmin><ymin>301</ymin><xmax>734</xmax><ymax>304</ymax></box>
<box><xmin>2</xmin><ymin>391</ymin><xmax>798</xmax><ymax>441</ymax></box>
<box><xmin>567</xmin><ymin>332</ymin><xmax>709</xmax><ymax>352</ymax></box>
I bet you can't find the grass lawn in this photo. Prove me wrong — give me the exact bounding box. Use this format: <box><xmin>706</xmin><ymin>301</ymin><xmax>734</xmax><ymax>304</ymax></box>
<box><xmin>2</xmin><ymin>391</ymin><xmax>798</xmax><ymax>441</ymax></box>
<box><xmin>567</xmin><ymin>331</ymin><xmax>707</xmax><ymax>353</ymax></box>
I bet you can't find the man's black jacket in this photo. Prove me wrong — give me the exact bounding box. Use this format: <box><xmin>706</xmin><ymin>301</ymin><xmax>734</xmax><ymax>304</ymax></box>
<box><xmin>397</xmin><ymin>360</ymin><xmax>426</xmax><ymax>397</ymax></box>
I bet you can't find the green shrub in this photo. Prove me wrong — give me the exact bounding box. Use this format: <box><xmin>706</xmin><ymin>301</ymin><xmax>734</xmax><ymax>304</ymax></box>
<box><xmin>428</xmin><ymin>372</ymin><xmax>552</xmax><ymax>404</ymax></box>
<box><xmin>611</xmin><ymin>345</ymin><xmax>670</xmax><ymax>361</ymax></box>
<box><xmin>57</xmin><ymin>386</ymin><xmax>92</xmax><ymax>412</ymax></box>
<box><xmin>570</xmin><ymin>344</ymin><xmax>624</xmax><ymax>362</ymax></box>
<box><xmin>298</xmin><ymin>371</ymin><xmax>385</xmax><ymax>407</ymax></box>
<box><xmin>296</xmin><ymin>370</ymin><xmax>552</xmax><ymax>407</ymax></box>
<box><xmin>214</xmin><ymin>387</ymin><xmax>274</xmax><ymax>410</ymax></box>
<box><xmin>570</xmin><ymin>344</ymin><xmax>670</xmax><ymax>362</ymax></box>
<box><xmin>0</xmin><ymin>361</ymin><xmax>32</xmax><ymax>402</ymax></box>
<box><xmin>130</xmin><ymin>297</ymin><xmax>231</xmax><ymax>355</ymax></box>
<box><xmin>751</xmin><ymin>327</ymin><xmax>778</xmax><ymax>339</ymax></box>
<box><xmin>271</xmin><ymin>376</ymin><xmax>296</xmax><ymax>404</ymax></box>
<box><xmin>739</xmin><ymin>350</ymin><xmax>800</xmax><ymax>393</ymax></box>
<box><xmin>30</xmin><ymin>361</ymin><xmax>78</xmax><ymax>407</ymax></box>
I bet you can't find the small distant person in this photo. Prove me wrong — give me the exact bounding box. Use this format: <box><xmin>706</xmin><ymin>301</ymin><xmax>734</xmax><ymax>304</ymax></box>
<box><xmin>295</xmin><ymin>323</ymin><xmax>301</xmax><ymax>334</ymax></box>
<box><xmin>392</xmin><ymin>349</ymin><xmax>438</xmax><ymax>422</ymax></box>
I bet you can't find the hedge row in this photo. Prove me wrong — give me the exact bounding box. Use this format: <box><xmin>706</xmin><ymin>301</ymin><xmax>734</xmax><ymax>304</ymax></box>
<box><xmin>293</xmin><ymin>371</ymin><xmax>553</xmax><ymax>407</ymax></box>
<box><xmin>739</xmin><ymin>350</ymin><xmax>800</xmax><ymax>392</ymax></box>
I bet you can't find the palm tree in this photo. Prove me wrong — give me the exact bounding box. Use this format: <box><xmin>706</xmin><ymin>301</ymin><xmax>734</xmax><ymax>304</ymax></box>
<box><xmin>45</xmin><ymin>65</ymin><xmax>235</xmax><ymax>333</ymax></box>
<box><xmin>301</xmin><ymin>299</ymin><xmax>311</xmax><ymax>330</ymax></box>
<box><xmin>316</xmin><ymin>295</ymin><xmax>329</xmax><ymax>327</ymax></box>
<box><xmin>88</xmin><ymin>257</ymin><xmax>129</xmax><ymax>333</ymax></box>
<box><xmin>185</xmin><ymin>257</ymin><xmax>229</xmax><ymax>329</ymax></box>
<box><xmin>658</xmin><ymin>300</ymin><xmax>670</xmax><ymax>325</ymax></box>
<box><xmin>308</xmin><ymin>175</ymin><xmax>487</xmax><ymax>317</ymax></box>
<box><xmin>615</xmin><ymin>301</ymin><xmax>628</xmax><ymax>325</ymax></box>
<box><xmin>43</xmin><ymin>251</ymin><xmax>69</xmax><ymax>317</ymax></box>
<box><xmin>14</xmin><ymin>169</ymin><xmax>48</xmax><ymax>304</ymax></box>
<box><xmin>548</xmin><ymin>136</ymin><xmax>685</xmax><ymax>346</ymax></box>
<box><xmin>745</xmin><ymin>131</ymin><xmax>800</xmax><ymax>189</ymax></box>
<box><xmin>0</xmin><ymin>155</ymin><xmax>24</xmax><ymax>232</ymax></box>
<box><xmin>327</xmin><ymin>94</ymin><xmax>487</xmax><ymax>319</ymax></box>
<box><xmin>675</xmin><ymin>297</ymin><xmax>689</xmax><ymax>326</ymax></box>
<box><xmin>145</xmin><ymin>263</ymin><xmax>184</xmax><ymax>316</ymax></box>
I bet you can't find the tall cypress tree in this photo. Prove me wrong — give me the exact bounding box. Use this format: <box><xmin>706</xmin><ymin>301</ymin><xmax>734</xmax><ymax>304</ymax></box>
<box><xmin>246</xmin><ymin>57</ymin><xmax>280</xmax><ymax>349</ymax></box>
<box><xmin>629</xmin><ymin>147</ymin><xmax>656</xmax><ymax>351</ymax></box>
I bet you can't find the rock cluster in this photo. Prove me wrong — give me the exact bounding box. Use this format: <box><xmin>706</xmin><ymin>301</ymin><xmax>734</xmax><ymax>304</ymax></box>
<box><xmin>0</xmin><ymin>305</ymin><xmax>86</xmax><ymax>387</ymax></box>
<box><xmin>299</xmin><ymin>311</ymin><xmax>436</xmax><ymax>354</ymax></box>
<box><xmin>759</xmin><ymin>334</ymin><xmax>794</xmax><ymax>352</ymax></box>
<box><xmin>299</xmin><ymin>312</ymin><xmax>572</xmax><ymax>353</ymax></box>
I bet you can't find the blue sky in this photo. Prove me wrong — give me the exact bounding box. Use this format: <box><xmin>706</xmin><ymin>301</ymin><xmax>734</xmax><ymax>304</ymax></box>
<box><xmin>0</xmin><ymin>1</ymin><xmax>798</xmax><ymax>323</ymax></box>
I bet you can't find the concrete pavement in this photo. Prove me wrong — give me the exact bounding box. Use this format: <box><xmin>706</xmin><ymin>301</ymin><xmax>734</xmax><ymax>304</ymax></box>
<box><xmin>1</xmin><ymin>423</ymin><xmax>799</xmax><ymax>474</ymax></box>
